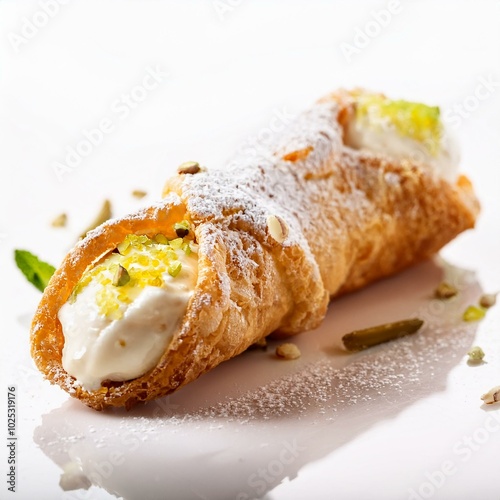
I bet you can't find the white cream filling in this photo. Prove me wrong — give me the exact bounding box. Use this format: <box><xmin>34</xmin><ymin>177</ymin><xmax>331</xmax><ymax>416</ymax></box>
<box><xmin>345</xmin><ymin>116</ymin><xmax>460</xmax><ymax>182</ymax></box>
<box><xmin>59</xmin><ymin>246</ymin><xmax>197</xmax><ymax>391</ymax></box>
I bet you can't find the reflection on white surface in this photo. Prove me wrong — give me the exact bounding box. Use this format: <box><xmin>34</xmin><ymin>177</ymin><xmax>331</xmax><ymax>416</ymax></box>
<box><xmin>34</xmin><ymin>259</ymin><xmax>483</xmax><ymax>500</ymax></box>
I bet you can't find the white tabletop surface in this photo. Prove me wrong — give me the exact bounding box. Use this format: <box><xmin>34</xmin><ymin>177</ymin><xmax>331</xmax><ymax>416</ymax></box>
<box><xmin>1</xmin><ymin>1</ymin><xmax>500</xmax><ymax>499</ymax></box>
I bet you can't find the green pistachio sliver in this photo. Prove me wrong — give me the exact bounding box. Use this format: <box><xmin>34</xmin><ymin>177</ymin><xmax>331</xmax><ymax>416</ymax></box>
<box><xmin>182</xmin><ymin>242</ymin><xmax>192</xmax><ymax>256</ymax></box>
<box><xmin>137</xmin><ymin>234</ymin><xmax>152</xmax><ymax>246</ymax></box>
<box><xmin>117</xmin><ymin>239</ymin><xmax>131</xmax><ymax>255</ymax></box>
<box><xmin>463</xmin><ymin>305</ymin><xmax>486</xmax><ymax>322</ymax></box>
<box><xmin>467</xmin><ymin>346</ymin><xmax>485</xmax><ymax>363</ymax></box>
<box><xmin>342</xmin><ymin>318</ymin><xmax>424</xmax><ymax>352</ymax></box>
<box><xmin>113</xmin><ymin>264</ymin><xmax>130</xmax><ymax>287</ymax></box>
<box><xmin>169</xmin><ymin>238</ymin><xmax>183</xmax><ymax>250</ymax></box>
<box><xmin>80</xmin><ymin>200</ymin><xmax>112</xmax><ymax>240</ymax></box>
<box><xmin>168</xmin><ymin>261</ymin><xmax>182</xmax><ymax>277</ymax></box>
<box><xmin>434</xmin><ymin>282</ymin><xmax>458</xmax><ymax>299</ymax></box>
<box><xmin>154</xmin><ymin>234</ymin><xmax>168</xmax><ymax>245</ymax></box>
<box><xmin>165</xmin><ymin>248</ymin><xmax>178</xmax><ymax>261</ymax></box>
<box><xmin>479</xmin><ymin>293</ymin><xmax>497</xmax><ymax>309</ymax></box>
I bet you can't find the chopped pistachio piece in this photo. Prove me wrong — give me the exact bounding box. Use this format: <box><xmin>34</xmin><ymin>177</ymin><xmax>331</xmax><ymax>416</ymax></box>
<box><xmin>182</xmin><ymin>242</ymin><xmax>192</xmax><ymax>256</ymax></box>
<box><xmin>481</xmin><ymin>386</ymin><xmax>500</xmax><ymax>405</ymax></box>
<box><xmin>276</xmin><ymin>343</ymin><xmax>301</xmax><ymax>360</ymax></box>
<box><xmin>51</xmin><ymin>213</ymin><xmax>67</xmax><ymax>228</ymax></box>
<box><xmin>153</xmin><ymin>233</ymin><xmax>168</xmax><ymax>245</ymax></box>
<box><xmin>342</xmin><ymin>318</ymin><xmax>424</xmax><ymax>351</ymax></box>
<box><xmin>434</xmin><ymin>282</ymin><xmax>458</xmax><ymax>299</ymax></box>
<box><xmin>112</xmin><ymin>265</ymin><xmax>130</xmax><ymax>287</ymax></box>
<box><xmin>168</xmin><ymin>261</ymin><xmax>182</xmax><ymax>277</ymax></box>
<box><xmin>169</xmin><ymin>238</ymin><xmax>183</xmax><ymax>250</ymax></box>
<box><xmin>177</xmin><ymin>161</ymin><xmax>200</xmax><ymax>175</ymax></box>
<box><xmin>467</xmin><ymin>346</ymin><xmax>485</xmax><ymax>363</ymax></box>
<box><xmin>479</xmin><ymin>293</ymin><xmax>497</xmax><ymax>309</ymax></box>
<box><xmin>80</xmin><ymin>200</ymin><xmax>112</xmax><ymax>240</ymax></box>
<box><xmin>463</xmin><ymin>305</ymin><xmax>486</xmax><ymax>322</ymax></box>
<box><xmin>117</xmin><ymin>239</ymin><xmax>131</xmax><ymax>255</ymax></box>
<box><xmin>132</xmin><ymin>189</ymin><xmax>147</xmax><ymax>198</ymax></box>
<box><xmin>174</xmin><ymin>220</ymin><xmax>190</xmax><ymax>238</ymax></box>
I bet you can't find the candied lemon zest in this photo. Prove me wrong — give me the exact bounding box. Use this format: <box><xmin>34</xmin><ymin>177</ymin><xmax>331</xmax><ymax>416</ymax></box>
<box><xmin>356</xmin><ymin>93</ymin><xmax>443</xmax><ymax>155</ymax></box>
<box><xmin>70</xmin><ymin>232</ymin><xmax>194</xmax><ymax>319</ymax></box>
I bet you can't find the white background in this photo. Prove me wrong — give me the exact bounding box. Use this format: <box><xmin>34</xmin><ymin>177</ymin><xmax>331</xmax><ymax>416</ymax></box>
<box><xmin>1</xmin><ymin>1</ymin><xmax>500</xmax><ymax>499</ymax></box>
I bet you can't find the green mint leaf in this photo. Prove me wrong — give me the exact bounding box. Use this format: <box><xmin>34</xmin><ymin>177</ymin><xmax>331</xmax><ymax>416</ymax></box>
<box><xmin>14</xmin><ymin>249</ymin><xmax>56</xmax><ymax>292</ymax></box>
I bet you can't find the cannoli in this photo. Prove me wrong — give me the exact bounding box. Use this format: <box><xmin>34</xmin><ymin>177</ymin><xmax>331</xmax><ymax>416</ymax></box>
<box><xmin>30</xmin><ymin>89</ymin><xmax>479</xmax><ymax>410</ymax></box>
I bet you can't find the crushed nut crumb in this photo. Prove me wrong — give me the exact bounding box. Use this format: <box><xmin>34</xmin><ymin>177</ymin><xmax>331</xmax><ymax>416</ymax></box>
<box><xmin>51</xmin><ymin>213</ymin><xmax>67</xmax><ymax>228</ymax></box>
<box><xmin>434</xmin><ymin>282</ymin><xmax>458</xmax><ymax>299</ymax></box>
<box><xmin>177</xmin><ymin>161</ymin><xmax>200</xmax><ymax>175</ymax></box>
<box><xmin>267</xmin><ymin>215</ymin><xmax>289</xmax><ymax>244</ymax></box>
<box><xmin>276</xmin><ymin>343</ymin><xmax>301</xmax><ymax>360</ymax></box>
<box><xmin>479</xmin><ymin>293</ymin><xmax>497</xmax><ymax>309</ymax></box>
<box><xmin>132</xmin><ymin>190</ymin><xmax>147</xmax><ymax>198</ymax></box>
<box><xmin>481</xmin><ymin>386</ymin><xmax>500</xmax><ymax>405</ymax></box>
<box><xmin>467</xmin><ymin>346</ymin><xmax>485</xmax><ymax>363</ymax></box>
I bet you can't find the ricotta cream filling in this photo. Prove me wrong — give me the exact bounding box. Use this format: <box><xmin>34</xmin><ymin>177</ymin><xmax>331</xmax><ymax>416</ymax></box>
<box><xmin>59</xmin><ymin>234</ymin><xmax>198</xmax><ymax>391</ymax></box>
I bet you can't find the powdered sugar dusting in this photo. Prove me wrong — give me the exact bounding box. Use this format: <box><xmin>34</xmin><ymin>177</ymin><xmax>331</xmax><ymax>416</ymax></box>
<box><xmin>188</xmin><ymin>325</ymin><xmax>474</xmax><ymax>423</ymax></box>
<box><xmin>180</xmin><ymin>102</ymin><xmax>343</xmax><ymax>269</ymax></box>
<box><xmin>105</xmin><ymin>314</ymin><xmax>477</xmax><ymax>430</ymax></box>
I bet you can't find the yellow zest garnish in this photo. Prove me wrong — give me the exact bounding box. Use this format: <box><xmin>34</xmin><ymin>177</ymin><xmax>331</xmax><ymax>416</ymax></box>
<box><xmin>70</xmin><ymin>231</ymin><xmax>191</xmax><ymax>319</ymax></box>
<box><xmin>356</xmin><ymin>93</ymin><xmax>442</xmax><ymax>155</ymax></box>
